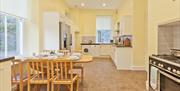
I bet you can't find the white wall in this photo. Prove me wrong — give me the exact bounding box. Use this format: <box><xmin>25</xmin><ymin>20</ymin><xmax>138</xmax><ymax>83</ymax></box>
<box><xmin>0</xmin><ymin>0</ymin><xmax>28</xmax><ymax>18</ymax></box>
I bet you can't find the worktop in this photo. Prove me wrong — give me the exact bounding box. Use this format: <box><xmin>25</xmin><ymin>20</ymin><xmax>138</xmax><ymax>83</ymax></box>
<box><xmin>81</xmin><ymin>43</ymin><xmax>114</xmax><ymax>45</ymax></box>
<box><xmin>0</xmin><ymin>57</ymin><xmax>15</xmax><ymax>63</ymax></box>
<box><xmin>81</xmin><ymin>43</ymin><xmax>132</xmax><ymax>48</ymax></box>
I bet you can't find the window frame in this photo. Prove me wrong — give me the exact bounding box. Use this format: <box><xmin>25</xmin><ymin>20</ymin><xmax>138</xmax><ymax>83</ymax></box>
<box><xmin>96</xmin><ymin>16</ymin><xmax>113</xmax><ymax>43</ymax></box>
<box><xmin>0</xmin><ymin>12</ymin><xmax>23</xmax><ymax>57</ymax></box>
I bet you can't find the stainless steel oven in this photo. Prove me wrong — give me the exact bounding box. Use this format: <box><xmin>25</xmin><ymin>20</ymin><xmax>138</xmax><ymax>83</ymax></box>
<box><xmin>158</xmin><ymin>70</ymin><xmax>180</xmax><ymax>91</ymax></box>
<box><xmin>149</xmin><ymin>54</ymin><xmax>180</xmax><ymax>91</ymax></box>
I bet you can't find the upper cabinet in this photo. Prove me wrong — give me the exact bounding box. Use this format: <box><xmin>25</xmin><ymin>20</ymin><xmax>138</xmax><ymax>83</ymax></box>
<box><xmin>119</xmin><ymin>15</ymin><xmax>132</xmax><ymax>35</ymax></box>
<box><xmin>0</xmin><ymin>0</ymin><xmax>28</xmax><ymax>18</ymax></box>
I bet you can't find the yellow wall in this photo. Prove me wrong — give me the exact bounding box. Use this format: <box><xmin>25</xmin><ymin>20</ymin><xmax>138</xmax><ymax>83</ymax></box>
<box><xmin>133</xmin><ymin>0</ymin><xmax>147</xmax><ymax>67</ymax></box>
<box><xmin>117</xmin><ymin>0</ymin><xmax>133</xmax><ymax>19</ymax></box>
<box><xmin>70</xmin><ymin>9</ymin><xmax>118</xmax><ymax>50</ymax></box>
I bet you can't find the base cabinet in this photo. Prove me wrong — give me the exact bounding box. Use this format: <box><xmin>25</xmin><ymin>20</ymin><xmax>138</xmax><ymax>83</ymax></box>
<box><xmin>82</xmin><ymin>45</ymin><xmax>133</xmax><ymax>70</ymax></box>
<box><xmin>82</xmin><ymin>45</ymin><xmax>112</xmax><ymax>57</ymax></box>
<box><xmin>113</xmin><ymin>48</ymin><xmax>133</xmax><ymax>70</ymax></box>
<box><xmin>0</xmin><ymin>61</ymin><xmax>11</xmax><ymax>91</ymax></box>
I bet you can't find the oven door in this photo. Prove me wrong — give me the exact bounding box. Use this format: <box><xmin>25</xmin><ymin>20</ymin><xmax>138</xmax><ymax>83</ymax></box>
<box><xmin>159</xmin><ymin>70</ymin><xmax>180</xmax><ymax>91</ymax></box>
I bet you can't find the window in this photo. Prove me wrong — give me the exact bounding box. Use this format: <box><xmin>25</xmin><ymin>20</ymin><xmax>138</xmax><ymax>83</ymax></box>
<box><xmin>96</xmin><ymin>16</ymin><xmax>112</xmax><ymax>43</ymax></box>
<box><xmin>0</xmin><ymin>13</ymin><xmax>23</xmax><ymax>57</ymax></box>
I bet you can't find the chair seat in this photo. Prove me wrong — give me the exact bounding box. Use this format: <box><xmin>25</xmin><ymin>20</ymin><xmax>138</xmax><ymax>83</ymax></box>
<box><xmin>52</xmin><ymin>74</ymin><xmax>78</xmax><ymax>84</ymax></box>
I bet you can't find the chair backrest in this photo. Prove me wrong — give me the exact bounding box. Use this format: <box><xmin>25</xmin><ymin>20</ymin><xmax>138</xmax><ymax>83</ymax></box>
<box><xmin>51</xmin><ymin>60</ymin><xmax>73</xmax><ymax>80</ymax></box>
<box><xmin>11</xmin><ymin>59</ymin><xmax>26</xmax><ymax>82</ymax></box>
<box><xmin>27</xmin><ymin>59</ymin><xmax>50</xmax><ymax>81</ymax></box>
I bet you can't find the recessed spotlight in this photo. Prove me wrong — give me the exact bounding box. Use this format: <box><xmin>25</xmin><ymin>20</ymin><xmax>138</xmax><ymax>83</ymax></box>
<box><xmin>81</xmin><ymin>3</ymin><xmax>85</xmax><ymax>7</ymax></box>
<box><xmin>102</xmin><ymin>3</ymin><xmax>107</xmax><ymax>7</ymax></box>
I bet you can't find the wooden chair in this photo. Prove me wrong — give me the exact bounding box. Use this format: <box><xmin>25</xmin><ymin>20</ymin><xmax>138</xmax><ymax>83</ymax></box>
<box><xmin>72</xmin><ymin>50</ymin><xmax>84</xmax><ymax>82</ymax></box>
<box><xmin>51</xmin><ymin>60</ymin><xmax>79</xmax><ymax>91</ymax></box>
<box><xmin>11</xmin><ymin>59</ymin><xmax>28</xmax><ymax>91</ymax></box>
<box><xmin>27</xmin><ymin>59</ymin><xmax>50</xmax><ymax>91</ymax></box>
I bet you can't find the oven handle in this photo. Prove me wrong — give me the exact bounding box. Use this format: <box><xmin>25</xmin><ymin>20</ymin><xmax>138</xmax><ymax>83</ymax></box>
<box><xmin>159</xmin><ymin>70</ymin><xmax>180</xmax><ymax>83</ymax></box>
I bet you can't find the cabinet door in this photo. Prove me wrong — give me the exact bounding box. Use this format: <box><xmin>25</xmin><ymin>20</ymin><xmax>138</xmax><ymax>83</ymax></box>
<box><xmin>100</xmin><ymin>45</ymin><xmax>112</xmax><ymax>56</ymax></box>
<box><xmin>91</xmin><ymin>45</ymin><xmax>100</xmax><ymax>57</ymax></box>
<box><xmin>43</xmin><ymin>12</ymin><xmax>60</xmax><ymax>50</ymax></box>
<box><xmin>120</xmin><ymin>15</ymin><xmax>132</xmax><ymax>35</ymax></box>
<box><xmin>0</xmin><ymin>61</ymin><xmax>11</xmax><ymax>91</ymax></box>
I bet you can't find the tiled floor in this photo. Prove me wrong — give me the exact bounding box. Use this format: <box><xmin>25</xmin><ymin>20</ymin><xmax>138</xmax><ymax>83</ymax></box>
<box><xmin>79</xmin><ymin>58</ymin><xmax>147</xmax><ymax>91</ymax></box>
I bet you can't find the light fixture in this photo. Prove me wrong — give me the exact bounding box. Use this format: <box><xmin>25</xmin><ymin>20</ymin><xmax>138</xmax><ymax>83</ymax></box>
<box><xmin>81</xmin><ymin>3</ymin><xmax>85</xmax><ymax>7</ymax></box>
<box><xmin>102</xmin><ymin>3</ymin><xmax>107</xmax><ymax>7</ymax></box>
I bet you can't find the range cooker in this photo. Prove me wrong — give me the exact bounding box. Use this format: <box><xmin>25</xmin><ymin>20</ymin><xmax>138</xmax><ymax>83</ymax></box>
<box><xmin>149</xmin><ymin>54</ymin><xmax>180</xmax><ymax>91</ymax></box>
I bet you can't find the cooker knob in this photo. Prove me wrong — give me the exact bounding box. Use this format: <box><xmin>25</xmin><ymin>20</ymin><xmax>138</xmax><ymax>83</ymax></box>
<box><xmin>153</xmin><ymin>61</ymin><xmax>156</xmax><ymax>64</ymax></box>
<box><xmin>173</xmin><ymin>69</ymin><xmax>177</xmax><ymax>73</ymax></box>
<box><xmin>160</xmin><ymin>64</ymin><xmax>164</xmax><ymax>68</ymax></box>
<box><xmin>167</xmin><ymin>67</ymin><xmax>171</xmax><ymax>71</ymax></box>
<box><xmin>158</xmin><ymin>63</ymin><xmax>161</xmax><ymax>67</ymax></box>
<box><xmin>177</xmin><ymin>71</ymin><xmax>180</xmax><ymax>75</ymax></box>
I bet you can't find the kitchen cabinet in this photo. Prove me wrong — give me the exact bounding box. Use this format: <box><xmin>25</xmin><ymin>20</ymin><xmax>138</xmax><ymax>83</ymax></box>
<box><xmin>100</xmin><ymin>45</ymin><xmax>112</xmax><ymax>56</ymax></box>
<box><xmin>82</xmin><ymin>45</ymin><xmax>112</xmax><ymax>57</ymax></box>
<box><xmin>0</xmin><ymin>61</ymin><xmax>11</xmax><ymax>91</ymax></box>
<box><xmin>43</xmin><ymin>12</ymin><xmax>73</xmax><ymax>50</ymax></box>
<box><xmin>82</xmin><ymin>44</ymin><xmax>133</xmax><ymax>70</ymax></box>
<box><xmin>119</xmin><ymin>15</ymin><xmax>132</xmax><ymax>35</ymax></box>
<box><xmin>113</xmin><ymin>47</ymin><xmax>133</xmax><ymax>70</ymax></box>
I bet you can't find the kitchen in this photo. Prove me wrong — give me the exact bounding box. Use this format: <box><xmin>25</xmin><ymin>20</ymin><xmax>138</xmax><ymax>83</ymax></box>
<box><xmin>0</xmin><ymin>0</ymin><xmax>180</xmax><ymax>91</ymax></box>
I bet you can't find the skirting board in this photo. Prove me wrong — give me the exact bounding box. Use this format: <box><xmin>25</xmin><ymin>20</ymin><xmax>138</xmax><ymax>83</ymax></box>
<box><xmin>131</xmin><ymin>66</ymin><xmax>146</xmax><ymax>71</ymax></box>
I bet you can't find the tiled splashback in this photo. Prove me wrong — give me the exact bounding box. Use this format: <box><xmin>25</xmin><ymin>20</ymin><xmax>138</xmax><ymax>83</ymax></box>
<box><xmin>158</xmin><ymin>21</ymin><xmax>180</xmax><ymax>54</ymax></box>
<box><xmin>82</xmin><ymin>36</ymin><xmax>96</xmax><ymax>43</ymax></box>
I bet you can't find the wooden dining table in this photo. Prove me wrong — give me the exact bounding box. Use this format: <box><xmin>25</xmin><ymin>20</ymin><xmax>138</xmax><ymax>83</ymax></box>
<box><xmin>13</xmin><ymin>54</ymin><xmax>93</xmax><ymax>91</ymax></box>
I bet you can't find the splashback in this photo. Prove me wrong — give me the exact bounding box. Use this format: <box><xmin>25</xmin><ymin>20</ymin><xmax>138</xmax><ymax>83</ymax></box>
<box><xmin>158</xmin><ymin>20</ymin><xmax>180</xmax><ymax>54</ymax></box>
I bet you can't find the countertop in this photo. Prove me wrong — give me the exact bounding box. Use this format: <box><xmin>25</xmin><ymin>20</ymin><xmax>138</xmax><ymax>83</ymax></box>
<box><xmin>0</xmin><ymin>57</ymin><xmax>15</xmax><ymax>63</ymax></box>
<box><xmin>81</xmin><ymin>43</ymin><xmax>132</xmax><ymax>48</ymax></box>
<box><xmin>81</xmin><ymin>43</ymin><xmax>114</xmax><ymax>45</ymax></box>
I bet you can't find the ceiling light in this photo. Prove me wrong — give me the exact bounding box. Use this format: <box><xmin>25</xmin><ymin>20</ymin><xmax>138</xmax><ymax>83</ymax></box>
<box><xmin>81</xmin><ymin>3</ymin><xmax>85</xmax><ymax>7</ymax></box>
<box><xmin>102</xmin><ymin>3</ymin><xmax>107</xmax><ymax>7</ymax></box>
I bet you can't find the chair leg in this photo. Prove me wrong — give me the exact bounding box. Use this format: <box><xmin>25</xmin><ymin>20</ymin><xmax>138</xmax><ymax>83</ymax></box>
<box><xmin>51</xmin><ymin>83</ymin><xmax>54</xmax><ymax>91</ymax></box>
<box><xmin>47</xmin><ymin>83</ymin><xmax>50</xmax><ymax>91</ymax></box>
<box><xmin>81</xmin><ymin>67</ymin><xmax>84</xmax><ymax>82</ymax></box>
<box><xmin>76</xmin><ymin>78</ymin><xmax>79</xmax><ymax>91</ymax></box>
<box><xmin>57</xmin><ymin>84</ymin><xmax>60</xmax><ymax>91</ymax></box>
<box><xmin>71</xmin><ymin>83</ymin><xmax>73</xmax><ymax>91</ymax></box>
<box><xmin>28</xmin><ymin>83</ymin><xmax>30</xmax><ymax>91</ymax></box>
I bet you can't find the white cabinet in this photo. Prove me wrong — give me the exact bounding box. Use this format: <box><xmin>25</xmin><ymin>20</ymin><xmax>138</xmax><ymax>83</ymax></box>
<box><xmin>120</xmin><ymin>15</ymin><xmax>132</xmax><ymax>35</ymax></box>
<box><xmin>43</xmin><ymin>12</ymin><xmax>60</xmax><ymax>50</ymax></box>
<box><xmin>82</xmin><ymin>45</ymin><xmax>112</xmax><ymax>57</ymax></box>
<box><xmin>114</xmin><ymin>47</ymin><xmax>133</xmax><ymax>70</ymax></box>
<box><xmin>100</xmin><ymin>45</ymin><xmax>112</xmax><ymax>56</ymax></box>
<box><xmin>0</xmin><ymin>61</ymin><xmax>11</xmax><ymax>91</ymax></box>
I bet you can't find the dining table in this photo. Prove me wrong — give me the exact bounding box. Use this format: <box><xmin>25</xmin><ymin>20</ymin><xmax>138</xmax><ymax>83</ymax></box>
<box><xmin>12</xmin><ymin>54</ymin><xmax>93</xmax><ymax>91</ymax></box>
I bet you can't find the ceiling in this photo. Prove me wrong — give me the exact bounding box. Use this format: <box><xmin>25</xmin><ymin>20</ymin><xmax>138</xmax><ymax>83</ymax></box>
<box><xmin>64</xmin><ymin>0</ymin><xmax>125</xmax><ymax>9</ymax></box>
